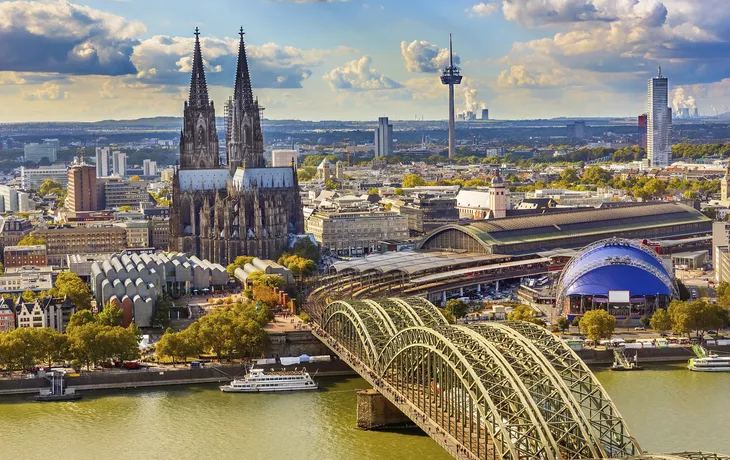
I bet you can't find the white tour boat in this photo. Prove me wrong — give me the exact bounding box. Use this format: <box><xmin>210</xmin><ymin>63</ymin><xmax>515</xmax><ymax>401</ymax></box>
<box><xmin>688</xmin><ymin>354</ymin><xmax>730</xmax><ymax>372</ymax></box>
<box><xmin>220</xmin><ymin>367</ymin><xmax>318</xmax><ymax>393</ymax></box>
<box><xmin>688</xmin><ymin>345</ymin><xmax>730</xmax><ymax>372</ymax></box>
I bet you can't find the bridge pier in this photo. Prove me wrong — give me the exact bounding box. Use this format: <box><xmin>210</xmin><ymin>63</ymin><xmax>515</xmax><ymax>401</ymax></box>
<box><xmin>356</xmin><ymin>389</ymin><xmax>411</xmax><ymax>430</ymax></box>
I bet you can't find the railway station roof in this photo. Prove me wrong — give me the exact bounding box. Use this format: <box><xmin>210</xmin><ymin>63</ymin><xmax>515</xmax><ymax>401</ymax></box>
<box><xmin>330</xmin><ymin>251</ymin><xmax>501</xmax><ymax>276</ymax></box>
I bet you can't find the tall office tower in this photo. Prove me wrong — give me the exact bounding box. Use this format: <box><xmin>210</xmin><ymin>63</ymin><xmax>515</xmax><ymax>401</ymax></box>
<box><xmin>481</xmin><ymin>109</ymin><xmax>489</xmax><ymax>120</ymax></box>
<box><xmin>143</xmin><ymin>159</ymin><xmax>158</xmax><ymax>177</ymax></box>
<box><xmin>440</xmin><ymin>33</ymin><xmax>462</xmax><ymax>159</ymax></box>
<box><xmin>374</xmin><ymin>117</ymin><xmax>393</xmax><ymax>157</ymax></box>
<box><xmin>112</xmin><ymin>151</ymin><xmax>127</xmax><ymax>177</ymax></box>
<box><xmin>65</xmin><ymin>165</ymin><xmax>98</xmax><ymax>213</ymax></box>
<box><xmin>648</xmin><ymin>67</ymin><xmax>672</xmax><ymax>167</ymax></box>
<box><xmin>638</xmin><ymin>114</ymin><xmax>648</xmax><ymax>150</ymax></box>
<box><xmin>95</xmin><ymin>147</ymin><xmax>110</xmax><ymax>177</ymax></box>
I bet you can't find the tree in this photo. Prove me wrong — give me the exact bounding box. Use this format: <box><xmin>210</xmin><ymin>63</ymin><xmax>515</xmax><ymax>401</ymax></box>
<box><xmin>402</xmin><ymin>174</ymin><xmax>426</xmax><ymax>188</ymax></box>
<box><xmin>556</xmin><ymin>316</ymin><xmax>570</xmax><ymax>332</ymax></box>
<box><xmin>718</xmin><ymin>281</ymin><xmax>730</xmax><ymax>298</ymax></box>
<box><xmin>367</xmin><ymin>188</ymin><xmax>379</xmax><ymax>195</ymax></box>
<box><xmin>156</xmin><ymin>328</ymin><xmax>189</xmax><ymax>366</ymax></box>
<box><xmin>444</xmin><ymin>299</ymin><xmax>469</xmax><ymax>319</ymax></box>
<box><xmin>650</xmin><ymin>308</ymin><xmax>672</xmax><ymax>333</ymax></box>
<box><xmin>622</xmin><ymin>316</ymin><xmax>632</xmax><ymax>331</ymax></box>
<box><xmin>16</xmin><ymin>235</ymin><xmax>46</xmax><ymax>246</ymax></box>
<box><xmin>291</xmin><ymin>237</ymin><xmax>320</xmax><ymax>262</ymax></box>
<box><xmin>324</xmin><ymin>180</ymin><xmax>341</xmax><ymax>191</ymax></box>
<box><xmin>559</xmin><ymin>168</ymin><xmax>579</xmax><ymax>184</ymax></box>
<box><xmin>39</xmin><ymin>179</ymin><xmax>64</xmax><ymax>196</ymax></box>
<box><xmin>251</xmin><ymin>285</ymin><xmax>280</xmax><ymax>308</ymax></box>
<box><xmin>67</xmin><ymin>310</ymin><xmax>95</xmax><ymax>331</ymax></box>
<box><xmin>579</xmin><ymin>310</ymin><xmax>616</xmax><ymax>342</ymax></box>
<box><xmin>640</xmin><ymin>315</ymin><xmax>651</xmax><ymax>328</ymax></box>
<box><xmin>246</xmin><ymin>270</ymin><xmax>284</xmax><ymax>289</ymax></box>
<box><xmin>508</xmin><ymin>304</ymin><xmax>545</xmax><ymax>326</ymax></box>
<box><xmin>119</xmin><ymin>205</ymin><xmax>133</xmax><ymax>212</ymax></box>
<box><xmin>0</xmin><ymin>261</ymin><xmax>4</xmax><ymax>275</ymax></box>
<box><xmin>668</xmin><ymin>299</ymin><xmax>724</xmax><ymax>337</ymax></box>
<box><xmin>21</xmin><ymin>289</ymin><xmax>36</xmax><ymax>302</ymax></box>
<box><xmin>36</xmin><ymin>328</ymin><xmax>70</xmax><ymax>368</ymax></box>
<box><xmin>97</xmin><ymin>302</ymin><xmax>124</xmax><ymax>326</ymax></box>
<box><xmin>226</xmin><ymin>255</ymin><xmax>255</xmax><ymax>277</ymax></box>
<box><xmin>51</xmin><ymin>272</ymin><xmax>92</xmax><ymax>309</ymax></box>
<box><xmin>571</xmin><ymin>316</ymin><xmax>581</xmax><ymax>328</ymax></box>
<box><xmin>129</xmin><ymin>175</ymin><xmax>141</xmax><ymax>182</ymax></box>
<box><xmin>394</xmin><ymin>188</ymin><xmax>404</xmax><ymax>196</ymax></box>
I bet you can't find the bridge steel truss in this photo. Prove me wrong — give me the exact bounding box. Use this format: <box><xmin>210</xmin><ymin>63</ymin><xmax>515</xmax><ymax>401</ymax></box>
<box><xmin>314</xmin><ymin>297</ymin><xmax>650</xmax><ymax>460</ymax></box>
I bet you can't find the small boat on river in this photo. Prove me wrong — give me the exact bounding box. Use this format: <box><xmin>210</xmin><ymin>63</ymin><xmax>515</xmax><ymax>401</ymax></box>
<box><xmin>611</xmin><ymin>349</ymin><xmax>643</xmax><ymax>371</ymax></box>
<box><xmin>220</xmin><ymin>367</ymin><xmax>318</xmax><ymax>393</ymax></box>
<box><xmin>35</xmin><ymin>371</ymin><xmax>82</xmax><ymax>402</ymax></box>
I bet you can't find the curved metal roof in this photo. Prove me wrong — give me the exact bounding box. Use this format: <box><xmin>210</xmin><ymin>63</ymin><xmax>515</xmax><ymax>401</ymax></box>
<box><xmin>564</xmin><ymin>265</ymin><xmax>673</xmax><ymax>297</ymax></box>
<box><xmin>557</xmin><ymin>238</ymin><xmax>678</xmax><ymax>302</ymax></box>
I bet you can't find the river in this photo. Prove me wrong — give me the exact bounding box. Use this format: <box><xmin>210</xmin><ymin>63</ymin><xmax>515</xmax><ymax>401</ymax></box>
<box><xmin>2</xmin><ymin>364</ymin><xmax>729</xmax><ymax>460</ymax></box>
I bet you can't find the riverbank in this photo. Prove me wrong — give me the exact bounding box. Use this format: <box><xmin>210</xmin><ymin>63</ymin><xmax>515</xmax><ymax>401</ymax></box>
<box><xmin>578</xmin><ymin>344</ymin><xmax>730</xmax><ymax>364</ymax></box>
<box><xmin>0</xmin><ymin>360</ymin><xmax>357</xmax><ymax>396</ymax></box>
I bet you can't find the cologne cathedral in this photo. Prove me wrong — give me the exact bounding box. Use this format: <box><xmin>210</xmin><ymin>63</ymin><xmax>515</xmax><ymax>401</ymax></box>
<box><xmin>169</xmin><ymin>28</ymin><xmax>304</xmax><ymax>265</ymax></box>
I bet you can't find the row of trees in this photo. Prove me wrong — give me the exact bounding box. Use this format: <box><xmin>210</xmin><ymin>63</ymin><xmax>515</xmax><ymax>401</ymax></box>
<box><xmin>156</xmin><ymin>301</ymin><xmax>270</xmax><ymax>363</ymax></box>
<box><xmin>0</xmin><ymin>305</ymin><xmax>138</xmax><ymax>372</ymax></box>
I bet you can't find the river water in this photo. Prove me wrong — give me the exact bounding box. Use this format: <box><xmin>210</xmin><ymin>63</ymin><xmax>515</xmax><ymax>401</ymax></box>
<box><xmin>2</xmin><ymin>364</ymin><xmax>729</xmax><ymax>460</ymax></box>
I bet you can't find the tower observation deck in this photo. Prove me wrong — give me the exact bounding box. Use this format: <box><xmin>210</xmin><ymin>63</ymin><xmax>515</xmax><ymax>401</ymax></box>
<box><xmin>441</xmin><ymin>33</ymin><xmax>462</xmax><ymax>160</ymax></box>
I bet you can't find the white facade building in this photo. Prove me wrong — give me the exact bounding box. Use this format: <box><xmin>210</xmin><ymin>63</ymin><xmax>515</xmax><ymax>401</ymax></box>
<box><xmin>374</xmin><ymin>117</ymin><xmax>393</xmax><ymax>157</ymax></box>
<box><xmin>0</xmin><ymin>186</ymin><xmax>33</xmax><ymax>213</ymax></box>
<box><xmin>143</xmin><ymin>159</ymin><xmax>158</xmax><ymax>177</ymax></box>
<box><xmin>21</xmin><ymin>165</ymin><xmax>68</xmax><ymax>191</ymax></box>
<box><xmin>271</xmin><ymin>149</ymin><xmax>298</xmax><ymax>168</ymax></box>
<box><xmin>112</xmin><ymin>151</ymin><xmax>127</xmax><ymax>177</ymax></box>
<box><xmin>95</xmin><ymin>147</ymin><xmax>111</xmax><ymax>177</ymax></box>
<box><xmin>648</xmin><ymin>67</ymin><xmax>672</xmax><ymax>168</ymax></box>
<box><xmin>23</xmin><ymin>139</ymin><xmax>59</xmax><ymax>164</ymax></box>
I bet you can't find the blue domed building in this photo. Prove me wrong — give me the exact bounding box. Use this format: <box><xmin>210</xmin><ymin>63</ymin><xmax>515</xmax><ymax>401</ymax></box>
<box><xmin>556</xmin><ymin>238</ymin><xmax>678</xmax><ymax>321</ymax></box>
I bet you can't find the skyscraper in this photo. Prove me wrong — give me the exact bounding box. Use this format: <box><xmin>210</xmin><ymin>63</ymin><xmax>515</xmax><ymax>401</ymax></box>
<box><xmin>638</xmin><ymin>114</ymin><xmax>648</xmax><ymax>150</ymax></box>
<box><xmin>648</xmin><ymin>67</ymin><xmax>672</xmax><ymax>167</ymax></box>
<box><xmin>95</xmin><ymin>147</ymin><xmax>110</xmax><ymax>177</ymax></box>
<box><xmin>374</xmin><ymin>117</ymin><xmax>393</xmax><ymax>157</ymax></box>
<box><xmin>65</xmin><ymin>165</ymin><xmax>98</xmax><ymax>213</ymax></box>
<box><xmin>112</xmin><ymin>151</ymin><xmax>127</xmax><ymax>177</ymax></box>
<box><xmin>143</xmin><ymin>159</ymin><xmax>158</xmax><ymax>177</ymax></box>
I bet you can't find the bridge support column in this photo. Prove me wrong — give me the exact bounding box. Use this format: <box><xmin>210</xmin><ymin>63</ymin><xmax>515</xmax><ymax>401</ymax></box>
<box><xmin>356</xmin><ymin>389</ymin><xmax>411</xmax><ymax>430</ymax></box>
<box><xmin>477</xmin><ymin>284</ymin><xmax>481</xmax><ymax>294</ymax></box>
<box><xmin>459</xmin><ymin>287</ymin><xmax>464</xmax><ymax>297</ymax></box>
<box><xmin>495</xmin><ymin>280</ymin><xmax>500</xmax><ymax>291</ymax></box>
<box><xmin>441</xmin><ymin>291</ymin><xmax>446</xmax><ymax>306</ymax></box>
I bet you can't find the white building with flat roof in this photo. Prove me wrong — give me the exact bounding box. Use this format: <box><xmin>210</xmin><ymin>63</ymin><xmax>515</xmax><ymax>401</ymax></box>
<box><xmin>271</xmin><ymin>149</ymin><xmax>298</xmax><ymax>168</ymax></box>
<box><xmin>21</xmin><ymin>165</ymin><xmax>68</xmax><ymax>191</ymax></box>
<box><xmin>23</xmin><ymin>139</ymin><xmax>58</xmax><ymax>164</ymax></box>
<box><xmin>96</xmin><ymin>147</ymin><xmax>111</xmax><ymax>177</ymax></box>
<box><xmin>112</xmin><ymin>151</ymin><xmax>127</xmax><ymax>177</ymax></box>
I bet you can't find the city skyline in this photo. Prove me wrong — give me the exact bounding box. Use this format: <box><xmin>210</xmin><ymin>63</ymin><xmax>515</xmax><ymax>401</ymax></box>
<box><xmin>0</xmin><ymin>0</ymin><xmax>729</xmax><ymax>122</ymax></box>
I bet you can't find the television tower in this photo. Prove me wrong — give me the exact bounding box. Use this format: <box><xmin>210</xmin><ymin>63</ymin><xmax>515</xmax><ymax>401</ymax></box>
<box><xmin>440</xmin><ymin>33</ymin><xmax>462</xmax><ymax>159</ymax></box>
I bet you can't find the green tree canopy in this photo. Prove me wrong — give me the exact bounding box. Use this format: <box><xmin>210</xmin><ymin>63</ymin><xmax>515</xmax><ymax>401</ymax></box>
<box><xmin>507</xmin><ymin>304</ymin><xmax>545</xmax><ymax>325</ymax></box>
<box><xmin>579</xmin><ymin>310</ymin><xmax>616</xmax><ymax>342</ymax></box>
<box><xmin>16</xmin><ymin>235</ymin><xmax>46</xmax><ymax>247</ymax></box>
<box><xmin>39</xmin><ymin>179</ymin><xmax>64</xmax><ymax>196</ymax></box>
<box><xmin>402</xmin><ymin>174</ymin><xmax>426</xmax><ymax>188</ymax></box>
<box><xmin>49</xmin><ymin>272</ymin><xmax>92</xmax><ymax>310</ymax></box>
<box><xmin>668</xmin><ymin>299</ymin><xmax>725</xmax><ymax>337</ymax></box>
<box><xmin>97</xmin><ymin>302</ymin><xmax>124</xmax><ymax>327</ymax></box>
<box><xmin>650</xmin><ymin>308</ymin><xmax>672</xmax><ymax>333</ymax></box>
<box><xmin>444</xmin><ymin>299</ymin><xmax>469</xmax><ymax>319</ymax></box>
<box><xmin>226</xmin><ymin>255</ymin><xmax>255</xmax><ymax>277</ymax></box>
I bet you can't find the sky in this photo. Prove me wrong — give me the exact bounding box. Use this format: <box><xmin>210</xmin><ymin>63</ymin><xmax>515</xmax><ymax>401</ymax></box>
<box><xmin>1</xmin><ymin>0</ymin><xmax>730</xmax><ymax>122</ymax></box>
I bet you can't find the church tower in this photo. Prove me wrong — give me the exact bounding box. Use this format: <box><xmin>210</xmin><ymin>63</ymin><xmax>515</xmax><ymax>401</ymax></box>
<box><xmin>226</xmin><ymin>28</ymin><xmax>265</xmax><ymax>172</ymax></box>
<box><xmin>180</xmin><ymin>28</ymin><xmax>220</xmax><ymax>170</ymax></box>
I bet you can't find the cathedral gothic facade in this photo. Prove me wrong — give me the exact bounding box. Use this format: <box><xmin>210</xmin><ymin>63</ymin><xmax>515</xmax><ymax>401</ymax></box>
<box><xmin>169</xmin><ymin>28</ymin><xmax>304</xmax><ymax>265</ymax></box>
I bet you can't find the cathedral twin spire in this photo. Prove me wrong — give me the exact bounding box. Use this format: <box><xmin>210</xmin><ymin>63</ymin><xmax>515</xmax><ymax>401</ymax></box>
<box><xmin>182</xmin><ymin>27</ymin><xmax>264</xmax><ymax>171</ymax></box>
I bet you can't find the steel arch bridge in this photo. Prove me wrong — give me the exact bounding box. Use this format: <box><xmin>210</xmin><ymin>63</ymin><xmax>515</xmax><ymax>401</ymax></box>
<box><xmin>308</xmin><ymin>297</ymin><xmax>726</xmax><ymax>460</ymax></box>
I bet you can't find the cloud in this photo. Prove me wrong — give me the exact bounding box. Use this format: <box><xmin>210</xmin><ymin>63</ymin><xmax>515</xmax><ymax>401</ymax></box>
<box><xmin>468</xmin><ymin>2</ymin><xmax>499</xmax><ymax>17</ymax></box>
<box><xmin>0</xmin><ymin>0</ymin><xmax>145</xmax><ymax>76</ymax></box>
<box><xmin>271</xmin><ymin>0</ymin><xmax>349</xmax><ymax>2</ymax></box>
<box><xmin>323</xmin><ymin>56</ymin><xmax>402</xmax><ymax>91</ymax></box>
<box><xmin>497</xmin><ymin>65</ymin><xmax>569</xmax><ymax>88</ymax></box>
<box><xmin>400</xmin><ymin>40</ymin><xmax>460</xmax><ymax>73</ymax></box>
<box><xmin>494</xmin><ymin>0</ymin><xmax>730</xmax><ymax>92</ymax></box>
<box><xmin>131</xmin><ymin>35</ymin><xmax>339</xmax><ymax>89</ymax></box>
<box><xmin>23</xmin><ymin>82</ymin><xmax>68</xmax><ymax>100</ymax></box>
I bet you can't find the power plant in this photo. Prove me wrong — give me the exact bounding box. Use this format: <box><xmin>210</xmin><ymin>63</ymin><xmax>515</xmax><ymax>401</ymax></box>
<box><xmin>440</xmin><ymin>33</ymin><xmax>462</xmax><ymax>159</ymax></box>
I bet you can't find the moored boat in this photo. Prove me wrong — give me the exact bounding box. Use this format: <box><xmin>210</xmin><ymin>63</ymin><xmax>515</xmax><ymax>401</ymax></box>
<box><xmin>688</xmin><ymin>355</ymin><xmax>730</xmax><ymax>372</ymax></box>
<box><xmin>220</xmin><ymin>367</ymin><xmax>318</xmax><ymax>393</ymax></box>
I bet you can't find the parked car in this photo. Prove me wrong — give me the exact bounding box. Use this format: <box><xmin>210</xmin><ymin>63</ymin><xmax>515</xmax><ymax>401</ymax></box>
<box><xmin>634</xmin><ymin>326</ymin><xmax>646</xmax><ymax>331</ymax></box>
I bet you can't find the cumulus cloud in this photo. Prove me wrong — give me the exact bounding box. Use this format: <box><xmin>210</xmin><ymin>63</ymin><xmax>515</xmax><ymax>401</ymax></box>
<box><xmin>497</xmin><ymin>65</ymin><xmax>569</xmax><ymax>88</ymax></box>
<box><xmin>132</xmin><ymin>35</ymin><xmax>331</xmax><ymax>89</ymax></box>
<box><xmin>0</xmin><ymin>0</ymin><xmax>145</xmax><ymax>76</ymax></box>
<box><xmin>323</xmin><ymin>56</ymin><xmax>402</xmax><ymax>91</ymax></box>
<box><xmin>468</xmin><ymin>2</ymin><xmax>499</xmax><ymax>17</ymax></box>
<box><xmin>400</xmin><ymin>40</ymin><xmax>460</xmax><ymax>73</ymax></box>
<box><xmin>23</xmin><ymin>82</ymin><xmax>68</xmax><ymax>101</ymax></box>
<box><xmin>494</xmin><ymin>0</ymin><xmax>730</xmax><ymax>91</ymax></box>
